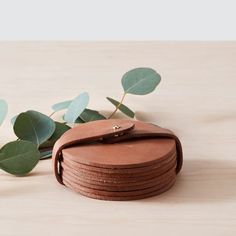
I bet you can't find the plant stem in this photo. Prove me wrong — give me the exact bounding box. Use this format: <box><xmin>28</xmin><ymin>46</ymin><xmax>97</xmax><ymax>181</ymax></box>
<box><xmin>49</xmin><ymin>111</ymin><xmax>56</xmax><ymax>118</ymax></box>
<box><xmin>108</xmin><ymin>93</ymin><xmax>126</xmax><ymax>119</ymax></box>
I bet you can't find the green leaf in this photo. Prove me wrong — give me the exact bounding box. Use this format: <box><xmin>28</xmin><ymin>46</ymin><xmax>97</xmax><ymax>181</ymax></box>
<box><xmin>13</xmin><ymin>110</ymin><xmax>56</xmax><ymax>147</ymax></box>
<box><xmin>48</xmin><ymin>122</ymin><xmax>70</xmax><ymax>142</ymax></box>
<box><xmin>74</xmin><ymin>109</ymin><xmax>106</xmax><ymax>123</ymax></box>
<box><xmin>39</xmin><ymin>149</ymin><xmax>52</xmax><ymax>160</ymax></box>
<box><xmin>0</xmin><ymin>99</ymin><xmax>8</xmax><ymax>126</ymax></box>
<box><xmin>62</xmin><ymin>114</ymin><xmax>84</xmax><ymax>124</ymax></box>
<box><xmin>11</xmin><ymin>115</ymin><xmax>17</xmax><ymax>125</ymax></box>
<box><xmin>74</xmin><ymin>117</ymin><xmax>85</xmax><ymax>124</ymax></box>
<box><xmin>39</xmin><ymin>122</ymin><xmax>70</xmax><ymax>148</ymax></box>
<box><xmin>64</xmin><ymin>92</ymin><xmax>89</xmax><ymax>124</ymax></box>
<box><xmin>80</xmin><ymin>109</ymin><xmax>106</xmax><ymax>122</ymax></box>
<box><xmin>106</xmin><ymin>97</ymin><xmax>135</xmax><ymax>118</ymax></box>
<box><xmin>51</xmin><ymin>100</ymin><xmax>72</xmax><ymax>112</ymax></box>
<box><xmin>121</xmin><ymin>68</ymin><xmax>161</xmax><ymax>95</ymax></box>
<box><xmin>0</xmin><ymin>140</ymin><xmax>40</xmax><ymax>175</ymax></box>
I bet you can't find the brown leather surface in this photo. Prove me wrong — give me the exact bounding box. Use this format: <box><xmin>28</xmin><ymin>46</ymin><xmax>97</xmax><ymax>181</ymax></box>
<box><xmin>62</xmin><ymin>150</ymin><xmax>176</xmax><ymax>175</ymax></box>
<box><xmin>61</xmin><ymin>165</ymin><xmax>176</xmax><ymax>191</ymax></box>
<box><xmin>63</xmin><ymin>177</ymin><xmax>176</xmax><ymax>201</ymax></box>
<box><xmin>52</xmin><ymin>119</ymin><xmax>183</xmax><ymax>200</ymax></box>
<box><xmin>62</xmin><ymin>174</ymin><xmax>176</xmax><ymax>197</ymax></box>
<box><xmin>62</xmin><ymin>138</ymin><xmax>176</xmax><ymax>168</ymax></box>
<box><xmin>61</xmin><ymin>161</ymin><xmax>177</xmax><ymax>184</ymax></box>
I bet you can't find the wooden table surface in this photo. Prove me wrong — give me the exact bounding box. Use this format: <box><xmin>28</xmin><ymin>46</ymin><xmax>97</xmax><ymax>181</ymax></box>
<box><xmin>0</xmin><ymin>42</ymin><xmax>236</xmax><ymax>235</ymax></box>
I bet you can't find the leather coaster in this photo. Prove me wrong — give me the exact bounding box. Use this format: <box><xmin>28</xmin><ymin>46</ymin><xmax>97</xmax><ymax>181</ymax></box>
<box><xmin>61</xmin><ymin>165</ymin><xmax>176</xmax><ymax>191</ymax></box>
<box><xmin>61</xmin><ymin>150</ymin><xmax>176</xmax><ymax>175</ymax></box>
<box><xmin>62</xmin><ymin>138</ymin><xmax>176</xmax><ymax>169</ymax></box>
<box><xmin>62</xmin><ymin>173</ymin><xmax>176</xmax><ymax>196</ymax></box>
<box><xmin>63</xmin><ymin>176</ymin><xmax>176</xmax><ymax>201</ymax></box>
<box><xmin>52</xmin><ymin>119</ymin><xmax>183</xmax><ymax>200</ymax></box>
<box><xmin>60</xmin><ymin>157</ymin><xmax>176</xmax><ymax>183</ymax></box>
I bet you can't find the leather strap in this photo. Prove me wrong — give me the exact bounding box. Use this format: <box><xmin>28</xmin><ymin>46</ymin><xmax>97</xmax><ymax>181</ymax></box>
<box><xmin>52</xmin><ymin>119</ymin><xmax>183</xmax><ymax>185</ymax></box>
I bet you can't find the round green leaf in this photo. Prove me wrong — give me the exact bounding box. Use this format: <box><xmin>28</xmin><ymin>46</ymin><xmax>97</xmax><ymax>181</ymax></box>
<box><xmin>121</xmin><ymin>68</ymin><xmax>161</xmax><ymax>95</ymax></box>
<box><xmin>11</xmin><ymin>114</ymin><xmax>18</xmax><ymax>125</ymax></box>
<box><xmin>64</xmin><ymin>92</ymin><xmax>89</xmax><ymax>124</ymax></box>
<box><xmin>80</xmin><ymin>109</ymin><xmax>106</xmax><ymax>122</ymax></box>
<box><xmin>39</xmin><ymin>149</ymin><xmax>52</xmax><ymax>160</ymax></box>
<box><xmin>106</xmin><ymin>97</ymin><xmax>135</xmax><ymax>118</ymax></box>
<box><xmin>0</xmin><ymin>99</ymin><xmax>8</xmax><ymax>126</ymax></box>
<box><xmin>63</xmin><ymin>114</ymin><xmax>84</xmax><ymax>124</ymax></box>
<box><xmin>0</xmin><ymin>140</ymin><xmax>40</xmax><ymax>175</ymax></box>
<box><xmin>74</xmin><ymin>117</ymin><xmax>85</xmax><ymax>124</ymax></box>
<box><xmin>48</xmin><ymin>122</ymin><xmax>70</xmax><ymax>142</ymax></box>
<box><xmin>52</xmin><ymin>100</ymin><xmax>72</xmax><ymax>112</ymax></box>
<box><xmin>40</xmin><ymin>122</ymin><xmax>70</xmax><ymax>148</ymax></box>
<box><xmin>13</xmin><ymin>110</ymin><xmax>56</xmax><ymax>147</ymax></box>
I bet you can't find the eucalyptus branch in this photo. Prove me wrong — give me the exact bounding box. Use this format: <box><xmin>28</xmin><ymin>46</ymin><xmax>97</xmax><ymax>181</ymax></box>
<box><xmin>0</xmin><ymin>67</ymin><xmax>161</xmax><ymax>176</ymax></box>
<box><xmin>108</xmin><ymin>92</ymin><xmax>127</xmax><ymax>119</ymax></box>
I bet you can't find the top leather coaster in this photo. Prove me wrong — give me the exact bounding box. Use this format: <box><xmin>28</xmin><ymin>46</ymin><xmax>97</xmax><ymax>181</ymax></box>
<box><xmin>62</xmin><ymin>138</ymin><xmax>176</xmax><ymax>169</ymax></box>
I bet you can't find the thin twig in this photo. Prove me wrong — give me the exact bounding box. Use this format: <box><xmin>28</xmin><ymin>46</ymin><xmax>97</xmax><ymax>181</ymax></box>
<box><xmin>49</xmin><ymin>111</ymin><xmax>56</xmax><ymax>118</ymax></box>
<box><xmin>108</xmin><ymin>93</ymin><xmax>126</xmax><ymax>119</ymax></box>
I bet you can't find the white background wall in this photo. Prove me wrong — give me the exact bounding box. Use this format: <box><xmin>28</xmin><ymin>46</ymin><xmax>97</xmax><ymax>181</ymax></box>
<box><xmin>0</xmin><ymin>0</ymin><xmax>235</xmax><ymax>40</ymax></box>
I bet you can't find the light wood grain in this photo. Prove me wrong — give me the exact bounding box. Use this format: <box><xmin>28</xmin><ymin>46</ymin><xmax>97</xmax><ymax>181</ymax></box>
<box><xmin>0</xmin><ymin>42</ymin><xmax>236</xmax><ymax>236</ymax></box>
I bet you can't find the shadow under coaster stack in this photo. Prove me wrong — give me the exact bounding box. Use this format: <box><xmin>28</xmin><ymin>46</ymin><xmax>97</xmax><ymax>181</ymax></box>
<box><xmin>52</xmin><ymin>119</ymin><xmax>183</xmax><ymax>201</ymax></box>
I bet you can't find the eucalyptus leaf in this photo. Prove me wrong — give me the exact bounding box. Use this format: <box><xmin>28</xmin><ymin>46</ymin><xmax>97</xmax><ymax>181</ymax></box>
<box><xmin>38</xmin><ymin>140</ymin><xmax>52</xmax><ymax>149</ymax></box>
<box><xmin>0</xmin><ymin>140</ymin><xmax>40</xmax><ymax>175</ymax></box>
<box><xmin>40</xmin><ymin>122</ymin><xmax>70</xmax><ymax>148</ymax></box>
<box><xmin>39</xmin><ymin>149</ymin><xmax>52</xmax><ymax>160</ymax></box>
<box><xmin>48</xmin><ymin>122</ymin><xmax>70</xmax><ymax>142</ymax></box>
<box><xmin>52</xmin><ymin>100</ymin><xmax>72</xmax><ymax>112</ymax></box>
<box><xmin>13</xmin><ymin>110</ymin><xmax>56</xmax><ymax>147</ymax></box>
<box><xmin>11</xmin><ymin>115</ymin><xmax>17</xmax><ymax>125</ymax></box>
<box><xmin>64</xmin><ymin>92</ymin><xmax>89</xmax><ymax>124</ymax></box>
<box><xmin>80</xmin><ymin>109</ymin><xmax>106</xmax><ymax>122</ymax></box>
<box><xmin>62</xmin><ymin>114</ymin><xmax>85</xmax><ymax>124</ymax></box>
<box><xmin>74</xmin><ymin>117</ymin><xmax>85</xmax><ymax>124</ymax></box>
<box><xmin>0</xmin><ymin>99</ymin><xmax>8</xmax><ymax>126</ymax></box>
<box><xmin>121</xmin><ymin>68</ymin><xmax>161</xmax><ymax>95</ymax></box>
<box><xmin>106</xmin><ymin>97</ymin><xmax>135</xmax><ymax>118</ymax></box>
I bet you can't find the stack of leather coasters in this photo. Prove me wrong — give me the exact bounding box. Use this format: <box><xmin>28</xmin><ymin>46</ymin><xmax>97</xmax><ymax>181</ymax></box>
<box><xmin>52</xmin><ymin>119</ymin><xmax>183</xmax><ymax>201</ymax></box>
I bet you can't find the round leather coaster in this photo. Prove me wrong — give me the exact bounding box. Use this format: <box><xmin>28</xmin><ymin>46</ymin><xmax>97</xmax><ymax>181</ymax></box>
<box><xmin>62</xmin><ymin>150</ymin><xmax>176</xmax><ymax>175</ymax></box>
<box><xmin>62</xmin><ymin>165</ymin><xmax>176</xmax><ymax>191</ymax></box>
<box><xmin>60</xmin><ymin>157</ymin><xmax>176</xmax><ymax>183</ymax></box>
<box><xmin>62</xmin><ymin>138</ymin><xmax>176</xmax><ymax>169</ymax></box>
<box><xmin>63</xmin><ymin>177</ymin><xmax>176</xmax><ymax>201</ymax></box>
<box><xmin>61</xmin><ymin>165</ymin><xmax>177</xmax><ymax>190</ymax></box>
<box><xmin>62</xmin><ymin>173</ymin><xmax>176</xmax><ymax>197</ymax></box>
